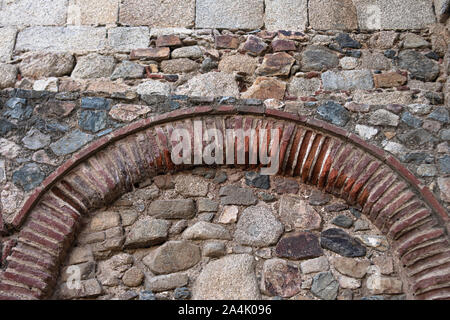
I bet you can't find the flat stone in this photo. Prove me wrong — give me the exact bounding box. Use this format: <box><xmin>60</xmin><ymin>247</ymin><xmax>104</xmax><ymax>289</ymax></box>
<box><xmin>273</xmin><ymin>177</ymin><xmax>299</xmax><ymax>194</ymax></box>
<box><xmin>122</xmin><ymin>267</ymin><xmax>145</xmax><ymax>287</ymax></box>
<box><xmin>195</xmin><ymin>0</ymin><xmax>264</xmax><ymax>29</ymax></box>
<box><xmin>310</xmin><ymin>1</ymin><xmax>358</xmax><ymax>30</ymax></box>
<box><xmin>78</xmin><ymin>110</ymin><xmax>108</xmax><ymax>133</ymax></box>
<box><xmin>109</xmin><ymin>104</ymin><xmax>153</xmax><ymax>122</ymax></box>
<box><xmin>398</xmin><ymin>129</ymin><xmax>436</xmax><ymax>146</ymax></box>
<box><xmin>22</xmin><ymin>129</ymin><xmax>51</xmax><ymax>150</ymax></box>
<box><xmin>333</xmin><ymin>257</ymin><xmax>370</xmax><ymax>278</ymax></box>
<box><xmin>130</xmin><ymin>47</ymin><xmax>170</xmax><ymax>61</ymax></box>
<box><xmin>301</xmin><ymin>46</ymin><xmax>339</xmax><ymax>71</ymax></box>
<box><xmin>332</xmin><ymin>215</ymin><xmax>354</xmax><ymax>228</ymax></box>
<box><xmin>428</xmin><ymin>107</ymin><xmax>449</xmax><ymax>123</ymax></box>
<box><xmin>59</xmin><ymin>279</ymin><xmax>102</xmax><ymax>299</ymax></box>
<box><xmin>256</xmin><ymin>52</ymin><xmax>295</xmax><ymax>77</ymax></box>
<box><xmin>322</xmin><ymin>70</ymin><xmax>374</xmax><ymax>91</ymax></box>
<box><xmin>33</xmin><ymin>77</ymin><xmax>59</xmax><ymax>92</ymax></box>
<box><xmin>353</xmin><ymin>0</ymin><xmax>436</xmax><ymax>30</ymax></box>
<box><xmin>171</xmin><ymin>46</ymin><xmax>203</xmax><ymax>59</ymax></box>
<box><xmin>16</xmin><ymin>26</ymin><xmax>107</xmax><ymax>52</ymax></box>
<box><xmin>175</xmin><ymin>72</ymin><xmax>239</xmax><ymax>97</ymax></box>
<box><xmin>321</xmin><ymin>228</ymin><xmax>367</xmax><ymax>257</ymax></box>
<box><xmin>369</xmin><ymin>109</ymin><xmax>400</xmax><ymax>127</ymax></box>
<box><xmin>338</xmin><ymin>275</ymin><xmax>361</xmax><ymax>289</ymax></box>
<box><xmin>139</xmin><ymin>290</ymin><xmax>156</xmax><ymax>300</ymax></box>
<box><xmin>398</xmin><ymin>51</ymin><xmax>440</xmax><ymax>82</ymax></box>
<box><xmin>192</xmin><ymin>254</ymin><xmax>261</xmax><ymax>300</ymax></box>
<box><xmin>353</xmin><ymin>90</ymin><xmax>413</xmax><ymax>105</ymax></box>
<box><xmin>278</xmin><ymin>195</ymin><xmax>322</xmax><ymax>231</ymax></box>
<box><xmin>265</xmin><ymin>0</ymin><xmax>308</xmax><ymax>31</ymax></box>
<box><xmin>218</xmin><ymin>54</ymin><xmax>258</xmax><ymax>75</ymax></box>
<box><xmin>423</xmin><ymin>119</ymin><xmax>442</xmax><ymax>134</ymax></box>
<box><xmin>219</xmin><ymin>185</ymin><xmax>257</xmax><ymax>205</ymax></box>
<box><xmin>241</xmin><ymin>77</ymin><xmax>286</xmax><ymax>100</ymax></box>
<box><xmin>202</xmin><ymin>241</ymin><xmax>226</xmax><ymax>258</ymax></box>
<box><xmin>19</xmin><ymin>52</ymin><xmax>75</xmax><ymax>79</ymax></box>
<box><xmin>275</xmin><ymin>232</ymin><xmax>323</xmax><ymax>260</ymax></box>
<box><xmin>136</xmin><ymin>80</ymin><xmax>171</xmax><ymax>96</ymax></box>
<box><xmin>317</xmin><ymin>101</ymin><xmax>350</xmax><ymax>127</ymax></box>
<box><xmin>366</xmin><ymin>274</ymin><xmax>403</xmax><ymax>294</ymax></box>
<box><xmin>197</xmin><ymin>198</ymin><xmax>219</xmax><ymax>213</ymax></box>
<box><xmin>0</xmin><ymin>27</ymin><xmax>16</xmax><ymax>63</ymax></box>
<box><xmin>288</xmin><ymin>77</ymin><xmax>321</xmax><ymax>97</ymax></box>
<box><xmin>360</xmin><ymin>51</ymin><xmax>391</xmax><ymax>70</ymax></box>
<box><xmin>300</xmin><ymin>256</ymin><xmax>330</xmax><ymax>274</ymax></box>
<box><xmin>215</xmin><ymin>35</ymin><xmax>240</xmax><ymax>49</ymax></box>
<box><xmin>67</xmin><ymin>0</ymin><xmax>119</xmax><ymax>25</ymax></box>
<box><xmin>354</xmin><ymin>219</ymin><xmax>371</xmax><ymax>231</ymax></box>
<box><xmin>439</xmin><ymin>155</ymin><xmax>450</xmax><ymax>174</ymax></box>
<box><xmin>148</xmin><ymin>199</ymin><xmax>195</xmax><ymax>219</ymax></box>
<box><xmin>12</xmin><ymin>163</ymin><xmax>45</xmax><ymax>192</ymax></box>
<box><xmin>111</xmin><ymin>61</ymin><xmax>145</xmax><ymax>80</ymax></box>
<box><xmin>272</xmin><ymin>40</ymin><xmax>296</xmax><ymax>52</ymax></box>
<box><xmin>71</xmin><ymin>53</ymin><xmax>116</xmax><ymax>79</ymax></box>
<box><xmin>261</xmin><ymin>258</ymin><xmax>302</xmax><ymax>298</ymax></box>
<box><xmin>161</xmin><ymin>58</ymin><xmax>199</xmax><ymax>74</ymax></box>
<box><xmin>403</xmin><ymin>33</ymin><xmax>430</xmax><ymax>49</ymax></box>
<box><xmin>1</xmin><ymin>183</ymin><xmax>24</xmax><ymax>218</ymax></box>
<box><xmin>356</xmin><ymin>125</ymin><xmax>378</xmax><ymax>140</ymax></box>
<box><xmin>372</xmin><ymin>256</ymin><xmax>394</xmax><ymax>275</ymax></box>
<box><xmin>401</xmin><ymin>111</ymin><xmax>423</xmax><ymax>128</ymax></box>
<box><xmin>311</xmin><ymin>271</ymin><xmax>339</xmax><ymax>300</ymax></box>
<box><xmin>174</xmin><ymin>175</ymin><xmax>208</xmax><ymax>197</ymax></box>
<box><xmin>144</xmin><ymin>241</ymin><xmax>201</xmax><ymax>274</ymax></box>
<box><xmin>235</xmin><ymin>205</ymin><xmax>283</xmax><ymax>247</ymax></box>
<box><xmin>182</xmin><ymin>222</ymin><xmax>231</xmax><ymax>240</ymax></box>
<box><xmin>245</xmin><ymin>171</ymin><xmax>270</xmax><ymax>189</ymax></box>
<box><xmin>174</xmin><ymin>287</ymin><xmax>191</xmax><ymax>300</ymax></box>
<box><xmin>108</xmin><ymin>27</ymin><xmax>150</xmax><ymax>51</ymax></box>
<box><xmin>0</xmin><ymin>64</ymin><xmax>18</xmax><ymax>89</ymax></box>
<box><xmin>340</xmin><ymin>57</ymin><xmax>358</xmax><ymax>70</ymax></box>
<box><xmin>119</xmin><ymin>0</ymin><xmax>195</xmax><ymax>27</ymax></box>
<box><xmin>90</xmin><ymin>212</ymin><xmax>121</xmax><ymax>231</ymax></box>
<box><xmin>145</xmin><ymin>273</ymin><xmax>188</xmax><ymax>292</ymax></box>
<box><xmin>218</xmin><ymin>206</ymin><xmax>239</xmax><ymax>224</ymax></box>
<box><xmin>124</xmin><ymin>218</ymin><xmax>170</xmax><ymax>249</ymax></box>
<box><xmin>374</xmin><ymin>72</ymin><xmax>407</xmax><ymax>88</ymax></box>
<box><xmin>335</xmin><ymin>33</ymin><xmax>361</xmax><ymax>49</ymax></box>
<box><xmin>0</xmin><ymin>0</ymin><xmax>67</xmax><ymax>26</ymax></box>
<box><xmin>242</xmin><ymin>36</ymin><xmax>268</xmax><ymax>56</ymax></box>
<box><xmin>438</xmin><ymin>177</ymin><xmax>450</xmax><ymax>202</ymax></box>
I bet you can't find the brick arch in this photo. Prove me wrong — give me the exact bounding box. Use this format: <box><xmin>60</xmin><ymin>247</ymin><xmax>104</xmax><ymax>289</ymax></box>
<box><xmin>0</xmin><ymin>106</ymin><xmax>448</xmax><ymax>300</ymax></box>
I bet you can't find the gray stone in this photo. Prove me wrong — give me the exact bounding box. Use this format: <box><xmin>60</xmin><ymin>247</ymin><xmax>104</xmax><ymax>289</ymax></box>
<box><xmin>278</xmin><ymin>195</ymin><xmax>322</xmax><ymax>231</ymax></box>
<box><xmin>300</xmin><ymin>256</ymin><xmax>330</xmax><ymax>274</ymax></box>
<box><xmin>197</xmin><ymin>198</ymin><xmax>219</xmax><ymax>213</ymax></box>
<box><xmin>353</xmin><ymin>0</ymin><xmax>436</xmax><ymax>30</ymax></box>
<box><xmin>398</xmin><ymin>129</ymin><xmax>436</xmax><ymax>146</ymax></box>
<box><xmin>264</xmin><ymin>0</ymin><xmax>308</xmax><ymax>31</ymax></box>
<box><xmin>354</xmin><ymin>219</ymin><xmax>370</xmax><ymax>231</ymax></box>
<box><xmin>78</xmin><ymin>110</ymin><xmax>108</xmax><ymax>133</ymax></box>
<box><xmin>403</xmin><ymin>33</ymin><xmax>430</xmax><ymax>49</ymax></box>
<box><xmin>171</xmin><ymin>46</ymin><xmax>203</xmax><ymax>59</ymax></box>
<box><xmin>218</xmin><ymin>54</ymin><xmax>258</xmax><ymax>75</ymax></box>
<box><xmin>202</xmin><ymin>241</ymin><xmax>226</xmax><ymax>258</ymax></box>
<box><xmin>144</xmin><ymin>241</ymin><xmax>201</xmax><ymax>274</ymax></box>
<box><xmin>355</xmin><ymin>125</ymin><xmax>378</xmax><ymax>140</ymax></box>
<box><xmin>219</xmin><ymin>185</ymin><xmax>257</xmax><ymax>205</ymax></box>
<box><xmin>311</xmin><ymin>271</ymin><xmax>339</xmax><ymax>300</ymax></box>
<box><xmin>321</xmin><ymin>228</ymin><xmax>367</xmax><ymax>257</ymax></box>
<box><xmin>174</xmin><ymin>287</ymin><xmax>191</xmax><ymax>300</ymax></box>
<box><xmin>368</xmin><ymin>109</ymin><xmax>400</xmax><ymax>127</ymax></box>
<box><xmin>366</xmin><ymin>274</ymin><xmax>403</xmax><ymax>294</ymax></box>
<box><xmin>81</xmin><ymin>97</ymin><xmax>110</xmax><ymax>110</ymax></box>
<box><xmin>119</xmin><ymin>0</ymin><xmax>195</xmax><ymax>27</ymax></box>
<box><xmin>288</xmin><ymin>77</ymin><xmax>321</xmax><ymax>96</ymax></box>
<box><xmin>16</xmin><ymin>26</ymin><xmax>107</xmax><ymax>52</ymax></box>
<box><xmin>360</xmin><ymin>51</ymin><xmax>391</xmax><ymax>70</ymax></box>
<box><xmin>122</xmin><ymin>267</ymin><xmax>145</xmax><ymax>287</ymax></box>
<box><xmin>245</xmin><ymin>172</ymin><xmax>270</xmax><ymax>189</ymax></box>
<box><xmin>0</xmin><ymin>27</ymin><xmax>16</xmax><ymax>63</ymax></box>
<box><xmin>124</xmin><ymin>217</ymin><xmax>170</xmax><ymax>248</ymax></box>
<box><xmin>108</xmin><ymin>27</ymin><xmax>150</xmax><ymax>51</ymax></box>
<box><xmin>331</xmin><ymin>215</ymin><xmax>354</xmax><ymax>228</ymax></box>
<box><xmin>175</xmin><ymin>72</ymin><xmax>239</xmax><ymax>97</ymax></box>
<box><xmin>161</xmin><ymin>58</ymin><xmax>199</xmax><ymax>74</ymax></box>
<box><xmin>407</xmin><ymin>104</ymin><xmax>432</xmax><ymax>115</ymax></box>
<box><xmin>235</xmin><ymin>205</ymin><xmax>283</xmax><ymax>247</ymax></box>
<box><xmin>192</xmin><ymin>254</ymin><xmax>261</xmax><ymax>300</ymax></box>
<box><xmin>13</xmin><ymin>163</ymin><xmax>45</xmax><ymax>192</ymax></box>
<box><xmin>398</xmin><ymin>51</ymin><xmax>440</xmax><ymax>82</ymax></box>
<box><xmin>19</xmin><ymin>52</ymin><xmax>75</xmax><ymax>79</ymax></box>
<box><xmin>256</xmin><ymin>52</ymin><xmax>295</xmax><ymax>77</ymax></box>
<box><xmin>136</xmin><ymin>80</ymin><xmax>171</xmax><ymax>96</ymax></box>
<box><xmin>145</xmin><ymin>273</ymin><xmax>188</xmax><ymax>292</ymax></box>
<box><xmin>441</xmin><ymin>129</ymin><xmax>450</xmax><ymax>141</ymax></box>
<box><xmin>50</xmin><ymin>130</ymin><xmax>94</xmax><ymax>156</ymax></box>
<box><xmin>175</xmin><ymin>175</ymin><xmax>209</xmax><ymax>197</ymax></box>
<box><xmin>428</xmin><ymin>107</ymin><xmax>449</xmax><ymax>123</ymax></box>
<box><xmin>148</xmin><ymin>199</ymin><xmax>195</xmax><ymax>219</ymax></box>
<box><xmin>139</xmin><ymin>290</ymin><xmax>156</xmax><ymax>300</ymax></box>
<box><xmin>301</xmin><ymin>46</ymin><xmax>339</xmax><ymax>71</ymax></box>
<box><xmin>439</xmin><ymin>155</ymin><xmax>450</xmax><ymax>174</ymax></box>
<box><xmin>401</xmin><ymin>112</ymin><xmax>423</xmax><ymax>128</ymax></box>
<box><xmin>195</xmin><ymin>0</ymin><xmax>264</xmax><ymax>29</ymax></box>
<box><xmin>0</xmin><ymin>0</ymin><xmax>67</xmax><ymax>26</ymax></box>
<box><xmin>335</xmin><ymin>33</ymin><xmax>361</xmax><ymax>49</ymax></box>
<box><xmin>333</xmin><ymin>257</ymin><xmax>370</xmax><ymax>278</ymax></box>
<box><xmin>317</xmin><ymin>101</ymin><xmax>350</xmax><ymax>127</ymax></box>
<box><xmin>111</xmin><ymin>61</ymin><xmax>145</xmax><ymax>80</ymax></box>
<box><xmin>182</xmin><ymin>222</ymin><xmax>231</xmax><ymax>240</ymax></box>
<box><xmin>22</xmin><ymin>129</ymin><xmax>51</xmax><ymax>150</ymax></box>
<box><xmin>322</xmin><ymin>70</ymin><xmax>374</xmax><ymax>91</ymax></box>
<box><xmin>0</xmin><ymin>64</ymin><xmax>18</xmax><ymax>89</ymax></box>
<box><xmin>72</xmin><ymin>54</ymin><xmax>116</xmax><ymax>79</ymax></box>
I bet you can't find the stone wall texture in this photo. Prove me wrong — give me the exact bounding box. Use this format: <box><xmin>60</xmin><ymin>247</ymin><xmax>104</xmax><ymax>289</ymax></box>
<box><xmin>0</xmin><ymin>0</ymin><xmax>449</xmax><ymax>300</ymax></box>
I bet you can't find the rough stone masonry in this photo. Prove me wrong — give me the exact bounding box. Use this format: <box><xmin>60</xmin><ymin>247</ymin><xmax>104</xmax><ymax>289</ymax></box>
<box><xmin>0</xmin><ymin>0</ymin><xmax>449</xmax><ymax>300</ymax></box>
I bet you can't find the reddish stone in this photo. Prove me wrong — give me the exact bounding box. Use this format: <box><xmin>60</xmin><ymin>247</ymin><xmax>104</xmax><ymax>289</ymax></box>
<box><xmin>154</xmin><ymin>175</ymin><xmax>174</xmax><ymax>190</ymax></box>
<box><xmin>257</xmin><ymin>52</ymin><xmax>295</xmax><ymax>76</ymax></box>
<box><xmin>155</xmin><ymin>35</ymin><xmax>181</xmax><ymax>47</ymax></box>
<box><xmin>275</xmin><ymin>232</ymin><xmax>323</xmax><ymax>260</ymax></box>
<box><xmin>130</xmin><ymin>47</ymin><xmax>170</xmax><ymax>61</ymax></box>
<box><xmin>374</xmin><ymin>72</ymin><xmax>407</xmax><ymax>88</ymax></box>
<box><xmin>262</xmin><ymin>259</ymin><xmax>302</xmax><ymax>298</ymax></box>
<box><xmin>256</xmin><ymin>30</ymin><xmax>277</xmax><ymax>39</ymax></box>
<box><xmin>242</xmin><ymin>36</ymin><xmax>268</xmax><ymax>56</ymax></box>
<box><xmin>272</xmin><ymin>39</ymin><xmax>296</xmax><ymax>52</ymax></box>
<box><xmin>241</xmin><ymin>76</ymin><xmax>286</xmax><ymax>100</ymax></box>
<box><xmin>215</xmin><ymin>35</ymin><xmax>240</xmax><ymax>49</ymax></box>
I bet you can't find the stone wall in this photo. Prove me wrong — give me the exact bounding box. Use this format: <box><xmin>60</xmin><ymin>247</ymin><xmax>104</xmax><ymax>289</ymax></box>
<box><xmin>0</xmin><ymin>0</ymin><xmax>449</xmax><ymax>300</ymax></box>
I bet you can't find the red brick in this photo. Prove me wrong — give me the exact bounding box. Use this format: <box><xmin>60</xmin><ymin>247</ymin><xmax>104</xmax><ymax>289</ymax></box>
<box><xmin>396</xmin><ymin>228</ymin><xmax>445</xmax><ymax>257</ymax></box>
<box><xmin>368</xmin><ymin>181</ymin><xmax>408</xmax><ymax>220</ymax></box>
<box><xmin>401</xmin><ymin>239</ymin><xmax>450</xmax><ymax>267</ymax></box>
<box><xmin>2</xmin><ymin>271</ymin><xmax>48</xmax><ymax>293</ymax></box>
<box><xmin>388</xmin><ymin>208</ymin><xmax>433</xmax><ymax>240</ymax></box>
<box><xmin>380</xmin><ymin>200</ymin><xmax>424</xmax><ymax>232</ymax></box>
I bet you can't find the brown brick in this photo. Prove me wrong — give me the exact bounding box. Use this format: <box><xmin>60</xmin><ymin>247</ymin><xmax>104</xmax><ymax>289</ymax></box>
<box><xmin>130</xmin><ymin>47</ymin><xmax>170</xmax><ymax>61</ymax></box>
<box><xmin>156</xmin><ymin>35</ymin><xmax>181</xmax><ymax>47</ymax></box>
<box><xmin>215</xmin><ymin>35</ymin><xmax>240</xmax><ymax>49</ymax></box>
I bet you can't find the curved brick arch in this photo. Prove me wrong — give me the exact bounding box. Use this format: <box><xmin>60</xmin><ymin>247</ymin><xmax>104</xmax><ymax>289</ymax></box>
<box><xmin>0</xmin><ymin>106</ymin><xmax>449</xmax><ymax>300</ymax></box>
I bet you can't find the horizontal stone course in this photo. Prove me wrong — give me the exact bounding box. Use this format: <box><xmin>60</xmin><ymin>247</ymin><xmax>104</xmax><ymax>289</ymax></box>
<box><xmin>0</xmin><ymin>0</ymin><xmax>68</xmax><ymax>27</ymax></box>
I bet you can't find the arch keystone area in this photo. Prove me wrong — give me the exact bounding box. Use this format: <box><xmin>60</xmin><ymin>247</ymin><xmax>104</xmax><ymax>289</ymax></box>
<box><xmin>0</xmin><ymin>106</ymin><xmax>449</xmax><ymax>300</ymax></box>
